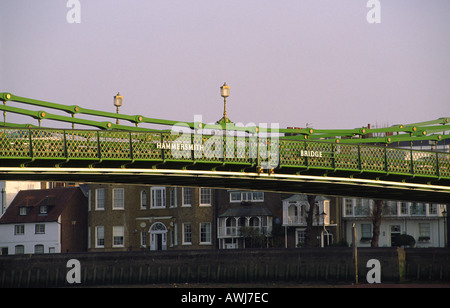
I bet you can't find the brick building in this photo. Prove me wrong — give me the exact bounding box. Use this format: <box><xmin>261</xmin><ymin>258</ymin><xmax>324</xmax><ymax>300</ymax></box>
<box><xmin>87</xmin><ymin>184</ymin><xmax>215</xmax><ymax>251</ymax></box>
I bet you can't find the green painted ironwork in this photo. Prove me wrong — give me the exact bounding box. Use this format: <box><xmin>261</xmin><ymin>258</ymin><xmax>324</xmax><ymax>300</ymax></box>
<box><xmin>0</xmin><ymin>91</ymin><xmax>449</xmax><ymax>183</ymax></box>
<box><xmin>0</xmin><ymin>127</ymin><xmax>449</xmax><ymax>180</ymax></box>
<box><xmin>2</xmin><ymin>92</ymin><xmax>448</xmax><ymax>144</ymax></box>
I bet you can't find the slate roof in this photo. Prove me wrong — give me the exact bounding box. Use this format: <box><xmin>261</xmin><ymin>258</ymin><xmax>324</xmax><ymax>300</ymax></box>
<box><xmin>0</xmin><ymin>187</ymin><xmax>83</xmax><ymax>224</ymax></box>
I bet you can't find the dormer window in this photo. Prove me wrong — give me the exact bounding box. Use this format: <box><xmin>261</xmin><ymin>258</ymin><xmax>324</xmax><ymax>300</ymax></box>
<box><xmin>19</xmin><ymin>207</ymin><xmax>27</xmax><ymax>216</ymax></box>
<box><xmin>39</xmin><ymin>205</ymin><xmax>48</xmax><ymax>215</ymax></box>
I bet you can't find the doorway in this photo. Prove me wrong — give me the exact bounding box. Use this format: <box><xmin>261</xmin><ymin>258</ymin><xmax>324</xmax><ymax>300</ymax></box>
<box><xmin>390</xmin><ymin>225</ymin><xmax>401</xmax><ymax>246</ymax></box>
<box><xmin>149</xmin><ymin>222</ymin><xmax>168</xmax><ymax>251</ymax></box>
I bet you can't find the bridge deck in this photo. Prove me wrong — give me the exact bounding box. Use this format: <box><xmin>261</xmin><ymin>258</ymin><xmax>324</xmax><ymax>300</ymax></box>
<box><xmin>0</xmin><ymin>127</ymin><xmax>449</xmax><ymax>203</ymax></box>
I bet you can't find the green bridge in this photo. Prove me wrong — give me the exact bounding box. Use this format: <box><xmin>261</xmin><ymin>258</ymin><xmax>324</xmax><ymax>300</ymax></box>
<box><xmin>1</xmin><ymin>92</ymin><xmax>449</xmax><ymax>203</ymax></box>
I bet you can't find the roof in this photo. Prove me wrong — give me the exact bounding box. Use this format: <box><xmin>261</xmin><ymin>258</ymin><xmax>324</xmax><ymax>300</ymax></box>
<box><xmin>0</xmin><ymin>187</ymin><xmax>84</xmax><ymax>224</ymax></box>
<box><xmin>219</xmin><ymin>206</ymin><xmax>272</xmax><ymax>217</ymax></box>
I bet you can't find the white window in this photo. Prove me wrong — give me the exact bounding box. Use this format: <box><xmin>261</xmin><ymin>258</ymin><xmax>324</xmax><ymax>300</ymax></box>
<box><xmin>182</xmin><ymin>223</ymin><xmax>192</xmax><ymax>245</ymax></box>
<box><xmin>200</xmin><ymin>188</ymin><xmax>211</xmax><ymax>206</ymax></box>
<box><xmin>113</xmin><ymin>226</ymin><xmax>124</xmax><ymax>247</ymax></box>
<box><xmin>140</xmin><ymin>231</ymin><xmax>147</xmax><ymax>248</ymax></box>
<box><xmin>429</xmin><ymin>204</ymin><xmax>438</xmax><ymax>216</ymax></box>
<box><xmin>39</xmin><ymin>205</ymin><xmax>48</xmax><ymax>215</ymax></box>
<box><xmin>344</xmin><ymin>199</ymin><xmax>353</xmax><ymax>216</ymax></box>
<box><xmin>200</xmin><ymin>222</ymin><xmax>211</xmax><ymax>244</ymax></box>
<box><xmin>15</xmin><ymin>245</ymin><xmax>24</xmax><ymax>255</ymax></box>
<box><xmin>96</xmin><ymin>226</ymin><xmax>105</xmax><ymax>248</ymax></box>
<box><xmin>400</xmin><ymin>202</ymin><xmax>409</xmax><ymax>215</ymax></box>
<box><xmin>151</xmin><ymin>187</ymin><xmax>166</xmax><ymax>208</ymax></box>
<box><xmin>354</xmin><ymin>199</ymin><xmax>370</xmax><ymax>216</ymax></box>
<box><xmin>170</xmin><ymin>223</ymin><xmax>178</xmax><ymax>247</ymax></box>
<box><xmin>19</xmin><ymin>207</ymin><xmax>27</xmax><ymax>216</ymax></box>
<box><xmin>296</xmin><ymin>229</ymin><xmax>306</xmax><ymax>247</ymax></box>
<box><xmin>183</xmin><ymin>188</ymin><xmax>192</xmax><ymax>207</ymax></box>
<box><xmin>230</xmin><ymin>191</ymin><xmax>241</xmax><ymax>202</ymax></box>
<box><xmin>419</xmin><ymin>223</ymin><xmax>431</xmax><ymax>241</ymax></box>
<box><xmin>361</xmin><ymin>224</ymin><xmax>372</xmax><ymax>240</ymax></box>
<box><xmin>170</xmin><ymin>188</ymin><xmax>177</xmax><ymax>208</ymax></box>
<box><xmin>35</xmin><ymin>224</ymin><xmax>45</xmax><ymax>234</ymax></box>
<box><xmin>113</xmin><ymin>188</ymin><xmax>124</xmax><ymax>210</ymax></box>
<box><xmin>140</xmin><ymin>190</ymin><xmax>147</xmax><ymax>209</ymax></box>
<box><xmin>14</xmin><ymin>224</ymin><xmax>25</xmax><ymax>235</ymax></box>
<box><xmin>229</xmin><ymin>191</ymin><xmax>264</xmax><ymax>203</ymax></box>
<box><xmin>34</xmin><ymin>244</ymin><xmax>44</xmax><ymax>254</ymax></box>
<box><xmin>96</xmin><ymin>188</ymin><xmax>105</xmax><ymax>210</ymax></box>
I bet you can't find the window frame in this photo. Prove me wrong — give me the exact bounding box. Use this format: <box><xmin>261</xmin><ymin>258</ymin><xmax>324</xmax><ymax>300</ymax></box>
<box><xmin>95</xmin><ymin>188</ymin><xmax>105</xmax><ymax>211</ymax></box>
<box><xmin>151</xmin><ymin>187</ymin><xmax>166</xmax><ymax>209</ymax></box>
<box><xmin>182</xmin><ymin>223</ymin><xmax>192</xmax><ymax>245</ymax></box>
<box><xmin>200</xmin><ymin>222</ymin><xmax>212</xmax><ymax>245</ymax></box>
<box><xmin>112</xmin><ymin>188</ymin><xmax>125</xmax><ymax>210</ymax></box>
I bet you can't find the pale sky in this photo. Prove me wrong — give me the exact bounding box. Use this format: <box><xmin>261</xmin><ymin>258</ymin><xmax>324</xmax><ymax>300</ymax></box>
<box><xmin>1</xmin><ymin>0</ymin><xmax>449</xmax><ymax>131</ymax></box>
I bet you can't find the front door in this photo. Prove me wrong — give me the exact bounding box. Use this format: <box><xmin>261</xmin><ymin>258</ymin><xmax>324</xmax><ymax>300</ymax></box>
<box><xmin>149</xmin><ymin>222</ymin><xmax>168</xmax><ymax>251</ymax></box>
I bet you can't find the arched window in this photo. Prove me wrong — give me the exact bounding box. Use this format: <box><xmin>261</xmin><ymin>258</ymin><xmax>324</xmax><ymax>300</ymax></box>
<box><xmin>34</xmin><ymin>244</ymin><xmax>44</xmax><ymax>254</ymax></box>
<box><xmin>15</xmin><ymin>245</ymin><xmax>24</xmax><ymax>255</ymax></box>
<box><xmin>150</xmin><ymin>222</ymin><xmax>167</xmax><ymax>232</ymax></box>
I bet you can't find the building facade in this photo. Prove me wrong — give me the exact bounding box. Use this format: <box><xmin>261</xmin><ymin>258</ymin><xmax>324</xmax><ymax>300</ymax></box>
<box><xmin>282</xmin><ymin>195</ymin><xmax>338</xmax><ymax>248</ymax></box>
<box><xmin>87</xmin><ymin>184</ymin><xmax>215</xmax><ymax>252</ymax></box>
<box><xmin>342</xmin><ymin>198</ymin><xmax>447</xmax><ymax>247</ymax></box>
<box><xmin>216</xmin><ymin>189</ymin><xmax>289</xmax><ymax>249</ymax></box>
<box><xmin>0</xmin><ymin>187</ymin><xmax>88</xmax><ymax>255</ymax></box>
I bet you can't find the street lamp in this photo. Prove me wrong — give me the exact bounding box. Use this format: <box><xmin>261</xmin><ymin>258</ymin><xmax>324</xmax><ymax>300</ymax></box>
<box><xmin>113</xmin><ymin>92</ymin><xmax>123</xmax><ymax>124</ymax></box>
<box><xmin>218</xmin><ymin>82</ymin><xmax>231</xmax><ymax>124</ymax></box>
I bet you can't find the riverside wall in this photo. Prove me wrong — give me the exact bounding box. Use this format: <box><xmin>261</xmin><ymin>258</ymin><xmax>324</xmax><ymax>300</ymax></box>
<box><xmin>0</xmin><ymin>248</ymin><xmax>449</xmax><ymax>287</ymax></box>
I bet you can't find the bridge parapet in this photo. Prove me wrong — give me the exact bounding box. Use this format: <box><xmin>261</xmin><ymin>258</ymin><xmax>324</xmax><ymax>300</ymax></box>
<box><xmin>1</xmin><ymin>127</ymin><xmax>449</xmax><ymax>181</ymax></box>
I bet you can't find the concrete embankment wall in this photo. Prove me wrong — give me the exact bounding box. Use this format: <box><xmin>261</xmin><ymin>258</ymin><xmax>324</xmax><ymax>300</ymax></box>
<box><xmin>0</xmin><ymin>248</ymin><xmax>449</xmax><ymax>287</ymax></box>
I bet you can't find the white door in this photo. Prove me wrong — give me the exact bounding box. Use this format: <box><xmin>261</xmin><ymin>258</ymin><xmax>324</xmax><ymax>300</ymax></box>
<box><xmin>149</xmin><ymin>222</ymin><xmax>168</xmax><ymax>251</ymax></box>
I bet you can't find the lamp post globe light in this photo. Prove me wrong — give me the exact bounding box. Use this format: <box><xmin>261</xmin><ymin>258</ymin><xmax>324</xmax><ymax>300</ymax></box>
<box><xmin>218</xmin><ymin>82</ymin><xmax>232</xmax><ymax>124</ymax></box>
<box><xmin>114</xmin><ymin>92</ymin><xmax>123</xmax><ymax>124</ymax></box>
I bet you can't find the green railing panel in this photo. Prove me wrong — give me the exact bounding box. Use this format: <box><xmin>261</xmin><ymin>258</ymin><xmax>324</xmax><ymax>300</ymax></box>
<box><xmin>279</xmin><ymin>140</ymin><xmax>307</xmax><ymax>167</ymax></box>
<box><xmin>0</xmin><ymin>128</ymin><xmax>31</xmax><ymax>158</ymax></box>
<box><xmin>412</xmin><ymin>151</ymin><xmax>435</xmax><ymax>176</ymax></box>
<box><xmin>306</xmin><ymin>142</ymin><xmax>334</xmax><ymax>168</ymax></box>
<box><xmin>161</xmin><ymin>132</ymin><xmax>189</xmax><ymax>161</ymax></box>
<box><xmin>131</xmin><ymin>132</ymin><xmax>162</xmax><ymax>161</ymax></box>
<box><xmin>360</xmin><ymin>145</ymin><xmax>385</xmax><ymax>172</ymax></box>
<box><xmin>98</xmin><ymin>131</ymin><xmax>131</xmax><ymax>160</ymax></box>
<box><xmin>198</xmin><ymin>134</ymin><xmax>222</xmax><ymax>162</ymax></box>
<box><xmin>223</xmin><ymin>136</ymin><xmax>252</xmax><ymax>164</ymax></box>
<box><xmin>66</xmin><ymin>130</ymin><xmax>99</xmax><ymax>159</ymax></box>
<box><xmin>335</xmin><ymin>144</ymin><xmax>359</xmax><ymax>170</ymax></box>
<box><xmin>386</xmin><ymin>148</ymin><xmax>411</xmax><ymax>174</ymax></box>
<box><xmin>30</xmin><ymin>129</ymin><xmax>65</xmax><ymax>159</ymax></box>
<box><xmin>0</xmin><ymin>127</ymin><xmax>449</xmax><ymax>182</ymax></box>
<box><xmin>438</xmin><ymin>153</ymin><xmax>450</xmax><ymax>177</ymax></box>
